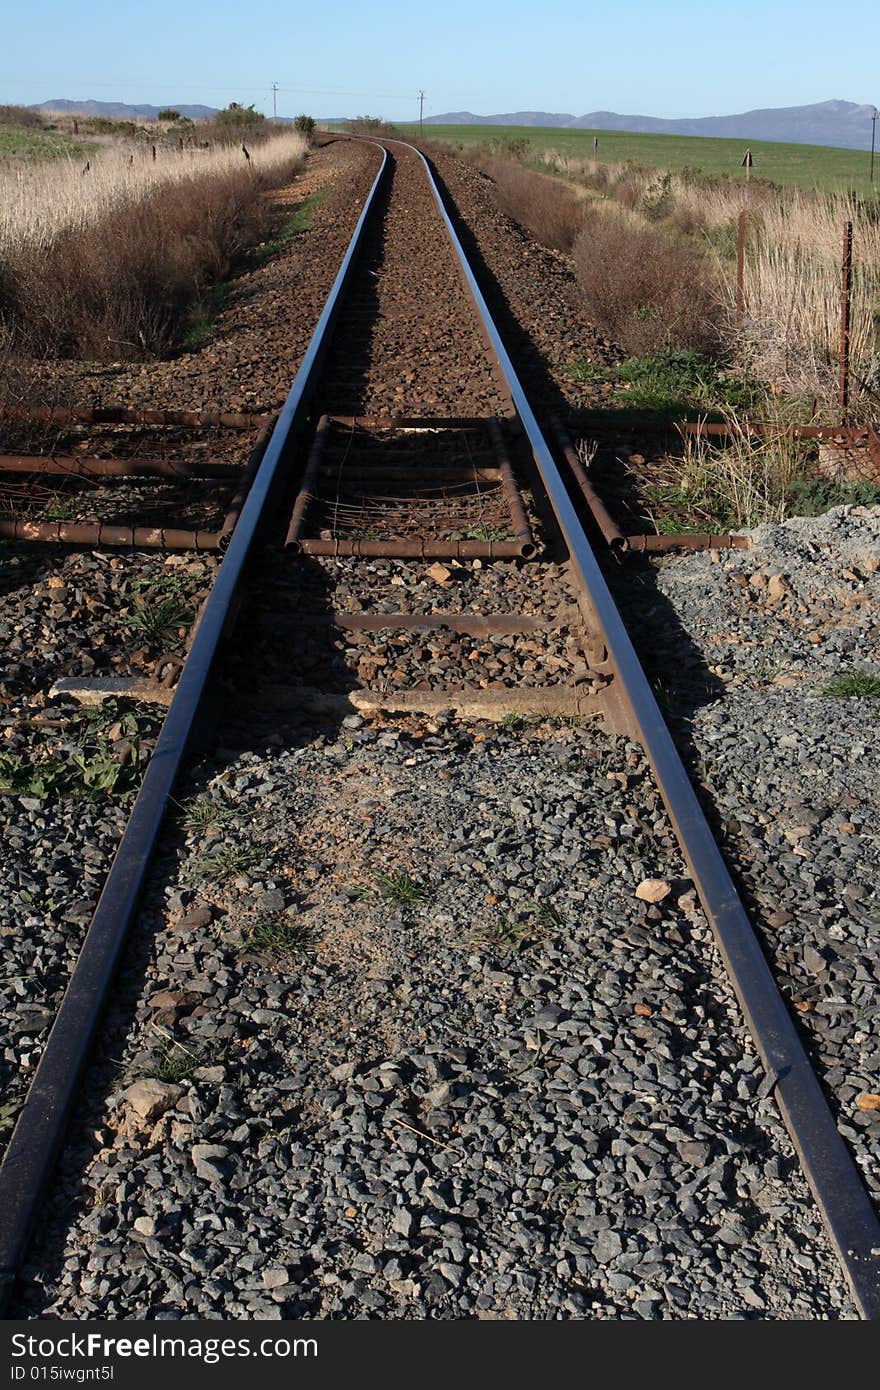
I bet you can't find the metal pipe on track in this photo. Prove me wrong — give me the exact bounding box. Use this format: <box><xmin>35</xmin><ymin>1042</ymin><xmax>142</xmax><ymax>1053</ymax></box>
<box><xmin>0</xmin><ymin>144</ymin><xmax>390</xmax><ymax>1315</ymax></box>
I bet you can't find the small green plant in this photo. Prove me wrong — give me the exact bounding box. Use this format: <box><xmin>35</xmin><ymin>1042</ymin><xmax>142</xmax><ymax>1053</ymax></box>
<box><xmin>293</xmin><ymin>114</ymin><xmax>316</xmax><ymax>140</ymax></box>
<box><xmin>122</xmin><ymin>594</ymin><xmax>193</xmax><ymax>641</ymax></box>
<box><xmin>0</xmin><ymin>717</ymin><xmax>144</xmax><ymax>799</ymax></box>
<box><xmin>189</xmin><ymin>845</ymin><xmax>264</xmax><ymax>884</ymax></box>
<box><xmin>534</xmin><ymin>902</ymin><xmax>565</xmax><ymax>929</ymax></box>
<box><xmin>821</xmin><ymin>671</ymin><xmax>880</xmax><ymax>698</ymax></box>
<box><xmin>180</xmin><ymin>793</ymin><xmax>238</xmax><ymax>831</ymax></box>
<box><xmin>786</xmin><ymin>478</ymin><xmax>880</xmax><ymax>516</ymax></box>
<box><xmin>374</xmin><ymin>871</ymin><xmax>430</xmax><ymax>906</ymax></box>
<box><xmin>239</xmin><ymin>915</ymin><xmax>314</xmax><ymax>961</ymax></box>
<box><xmin>750</xmin><ymin>652</ymin><xmax>785</xmax><ymax>687</ymax></box>
<box><xmin>480</xmin><ymin>915</ymin><xmax>534</xmax><ymax>953</ymax></box>
<box><xmin>500</xmin><ymin>712</ymin><xmax>529</xmax><ymax>732</ymax></box>
<box><xmin>0</xmin><ymin>1100</ymin><xmax>18</xmax><ymax>1139</ymax></box>
<box><xmin>41</xmin><ymin>496</ymin><xmax>76</xmax><ymax>522</ymax></box>
<box><xmin>141</xmin><ymin>1039</ymin><xmax>202</xmax><ymax>1084</ymax></box>
<box><xmin>181</xmin><ymin>282</ymin><xmax>231</xmax><ymax>351</ymax></box>
<box><xmin>447</xmin><ymin>525</ymin><xmax>512</xmax><ymax>542</ymax></box>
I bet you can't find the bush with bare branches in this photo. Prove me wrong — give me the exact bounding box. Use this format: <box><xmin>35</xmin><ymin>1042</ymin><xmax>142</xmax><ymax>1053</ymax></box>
<box><xmin>572</xmin><ymin>208</ymin><xmax>721</xmax><ymax>355</ymax></box>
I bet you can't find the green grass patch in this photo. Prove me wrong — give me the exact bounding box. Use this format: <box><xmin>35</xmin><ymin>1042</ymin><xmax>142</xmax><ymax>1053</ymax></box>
<box><xmin>122</xmin><ymin>594</ymin><xmax>194</xmax><ymax>642</ymax></box>
<box><xmin>0</xmin><ymin>702</ymin><xmax>151</xmax><ymax>801</ymax></box>
<box><xmin>397</xmin><ymin>122</ymin><xmax>880</xmax><ymax>197</ymax></box>
<box><xmin>239</xmin><ymin>915</ymin><xmax>314</xmax><ymax>961</ymax></box>
<box><xmin>251</xmin><ymin>189</ymin><xmax>329</xmax><ymax>266</ymax></box>
<box><xmin>565</xmin><ymin>348</ymin><xmax>762</xmax><ymax>419</ymax></box>
<box><xmin>188</xmin><ymin>845</ymin><xmax>265</xmax><ymax>885</ymax></box>
<box><xmin>821</xmin><ymin>671</ymin><xmax>880</xmax><ymax>698</ymax></box>
<box><xmin>373</xmin><ymin>870</ymin><xmax>430</xmax><ymax>906</ymax></box>
<box><xmin>785</xmin><ymin>478</ymin><xmax>880</xmax><ymax>516</ymax></box>
<box><xmin>180</xmin><ymin>282</ymin><xmax>232</xmax><ymax>352</ymax></box>
<box><xmin>0</xmin><ymin>123</ymin><xmax>95</xmax><ymax>162</ymax></box>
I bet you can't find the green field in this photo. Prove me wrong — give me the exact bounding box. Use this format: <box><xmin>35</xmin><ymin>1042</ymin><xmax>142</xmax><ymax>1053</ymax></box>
<box><xmin>395</xmin><ymin>123</ymin><xmax>879</xmax><ymax>196</ymax></box>
<box><xmin>0</xmin><ymin>124</ymin><xmax>94</xmax><ymax>162</ymax></box>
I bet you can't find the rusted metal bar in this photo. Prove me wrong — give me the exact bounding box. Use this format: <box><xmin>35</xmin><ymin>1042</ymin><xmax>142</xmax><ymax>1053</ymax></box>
<box><xmin>550</xmin><ymin>416</ymin><xmax>627</xmax><ymax>551</ymax></box>
<box><xmin>0</xmin><ymin>455</ymin><xmax>238</xmax><ymax>480</ymax></box>
<box><xmin>679</xmin><ymin>420</ymin><xmax>875</xmax><ymax>444</ymax></box>
<box><xmin>216</xmin><ymin>416</ymin><xmax>276</xmax><ymax>549</ymax></box>
<box><xmin>295</xmin><ymin>537</ymin><xmax>532</xmax><ymax>559</ymax></box>
<box><xmin>487</xmin><ymin>418</ymin><xmax>536</xmax><ymax>557</ymax></box>
<box><xmin>0</xmin><ymin>520</ymin><xmax>221</xmax><ymax>549</ymax></box>
<box><xmin>626</xmin><ymin>532</ymin><xmax>750</xmax><ymax>553</ymax></box>
<box><xmin>839</xmin><ymin>220</ymin><xmax>853</xmax><ymax>424</ymax></box>
<box><xmin>284</xmin><ymin>414</ymin><xmax>332</xmax><ymax>549</ymax></box>
<box><xmin>0</xmin><ymin>405</ymin><xmax>269</xmax><ymax>429</ymax></box>
<box><xmin>736</xmin><ymin>209</ymin><xmax>746</xmax><ymax>330</ymax></box>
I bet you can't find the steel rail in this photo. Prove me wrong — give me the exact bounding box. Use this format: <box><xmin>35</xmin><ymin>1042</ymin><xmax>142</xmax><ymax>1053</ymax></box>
<box><xmin>0</xmin><ymin>144</ymin><xmax>389</xmax><ymax>1313</ymax></box>
<box><xmin>400</xmin><ymin>139</ymin><xmax>880</xmax><ymax>1319</ymax></box>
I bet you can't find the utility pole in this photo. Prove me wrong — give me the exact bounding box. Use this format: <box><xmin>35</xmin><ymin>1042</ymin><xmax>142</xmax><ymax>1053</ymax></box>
<box><xmin>272</xmin><ymin>82</ymin><xmax>278</xmax><ymax>120</ymax></box>
<box><xmin>418</xmin><ymin>90</ymin><xmax>424</xmax><ymax>137</ymax></box>
<box><xmin>871</xmin><ymin>106</ymin><xmax>877</xmax><ymax>184</ymax></box>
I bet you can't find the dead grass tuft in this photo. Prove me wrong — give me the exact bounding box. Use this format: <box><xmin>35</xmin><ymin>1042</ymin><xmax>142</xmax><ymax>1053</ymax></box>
<box><xmin>572</xmin><ymin>208</ymin><xmax>721</xmax><ymax>355</ymax></box>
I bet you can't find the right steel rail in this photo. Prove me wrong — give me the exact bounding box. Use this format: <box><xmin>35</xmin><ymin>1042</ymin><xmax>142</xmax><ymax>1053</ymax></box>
<box><xmin>407</xmin><ymin>139</ymin><xmax>880</xmax><ymax>1320</ymax></box>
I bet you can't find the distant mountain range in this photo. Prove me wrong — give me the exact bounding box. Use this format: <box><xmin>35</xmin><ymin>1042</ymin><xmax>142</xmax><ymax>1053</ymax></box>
<box><xmin>27</xmin><ymin>97</ymin><xmax>878</xmax><ymax>152</ymax></box>
<box><xmin>425</xmin><ymin>99</ymin><xmax>878</xmax><ymax>151</ymax></box>
<box><xmin>32</xmin><ymin>99</ymin><xmax>219</xmax><ymax>121</ymax></box>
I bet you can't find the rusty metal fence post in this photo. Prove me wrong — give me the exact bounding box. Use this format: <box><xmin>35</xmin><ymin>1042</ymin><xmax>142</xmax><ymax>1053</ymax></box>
<box><xmin>839</xmin><ymin>220</ymin><xmax>853</xmax><ymax>423</ymax></box>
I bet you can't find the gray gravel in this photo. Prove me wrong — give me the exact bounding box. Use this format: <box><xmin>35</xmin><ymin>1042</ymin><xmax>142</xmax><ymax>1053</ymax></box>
<box><xmin>13</xmin><ymin>713</ymin><xmax>855</xmax><ymax>1319</ymax></box>
<box><xmin>613</xmin><ymin>504</ymin><xmax>880</xmax><ymax>1208</ymax></box>
<box><xmin>6</xmin><ymin>506</ymin><xmax>876</xmax><ymax>1322</ymax></box>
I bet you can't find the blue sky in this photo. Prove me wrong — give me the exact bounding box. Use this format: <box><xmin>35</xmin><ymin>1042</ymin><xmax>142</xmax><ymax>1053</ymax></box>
<box><xmin>3</xmin><ymin>0</ymin><xmax>878</xmax><ymax>120</ymax></box>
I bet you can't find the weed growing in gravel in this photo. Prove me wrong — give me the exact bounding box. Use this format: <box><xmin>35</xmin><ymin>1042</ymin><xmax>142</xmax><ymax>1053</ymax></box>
<box><xmin>189</xmin><ymin>845</ymin><xmax>264</xmax><ymax>884</ymax></box>
<box><xmin>374</xmin><ymin>871</ymin><xmax>430</xmax><ymax>907</ymax></box>
<box><xmin>252</xmin><ymin>189</ymin><xmax>329</xmax><ymax>266</ymax></box>
<box><xmin>0</xmin><ymin>703</ymin><xmax>148</xmax><ymax>800</ymax></box>
<box><xmin>122</xmin><ymin>594</ymin><xmax>193</xmax><ymax>641</ymax></box>
<box><xmin>0</xmin><ymin>1100</ymin><xmax>18</xmax><ymax>1140</ymax></box>
<box><xmin>239</xmin><ymin>915</ymin><xmax>314</xmax><ymax>962</ymax></box>
<box><xmin>447</xmin><ymin>525</ymin><xmax>512</xmax><ymax>543</ymax></box>
<box><xmin>750</xmin><ymin>653</ymin><xmax>786</xmax><ymax>687</ymax></box>
<box><xmin>40</xmin><ymin>496</ymin><xmax>76</xmax><ymax>522</ymax></box>
<box><xmin>480</xmin><ymin>915</ymin><xmax>534</xmax><ymax>954</ymax></box>
<box><xmin>180</xmin><ymin>792</ymin><xmax>238</xmax><ymax>832</ymax></box>
<box><xmin>534</xmin><ymin>902</ymin><xmax>565</xmax><ymax>929</ymax></box>
<box><xmin>139</xmin><ymin>1039</ymin><xmax>202</xmax><ymax>1085</ymax></box>
<box><xmin>821</xmin><ymin>671</ymin><xmax>880</xmax><ymax>698</ymax></box>
<box><xmin>500</xmin><ymin>713</ymin><xmax>530</xmax><ymax>732</ymax></box>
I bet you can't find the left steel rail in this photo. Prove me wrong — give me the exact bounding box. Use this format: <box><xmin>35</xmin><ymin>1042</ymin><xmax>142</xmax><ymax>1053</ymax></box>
<box><xmin>0</xmin><ymin>145</ymin><xmax>389</xmax><ymax>1312</ymax></box>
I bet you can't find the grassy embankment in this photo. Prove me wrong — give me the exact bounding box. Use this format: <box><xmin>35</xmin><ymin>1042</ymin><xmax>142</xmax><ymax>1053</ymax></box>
<box><xmin>399</xmin><ymin>122</ymin><xmax>880</xmax><ymax>529</ymax></box>
<box><xmin>0</xmin><ymin>115</ymin><xmax>308</xmax><ymax>360</ymax></box>
<box><xmin>397</xmin><ymin>123</ymin><xmax>879</xmax><ymax>196</ymax></box>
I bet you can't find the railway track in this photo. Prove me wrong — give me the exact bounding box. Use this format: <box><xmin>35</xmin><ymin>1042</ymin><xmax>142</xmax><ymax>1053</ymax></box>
<box><xmin>0</xmin><ymin>136</ymin><xmax>878</xmax><ymax>1319</ymax></box>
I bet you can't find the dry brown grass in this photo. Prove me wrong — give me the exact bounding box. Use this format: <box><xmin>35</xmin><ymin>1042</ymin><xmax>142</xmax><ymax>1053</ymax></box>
<box><xmin>0</xmin><ymin>132</ymin><xmax>306</xmax><ymax>359</ymax></box>
<box><xmin>538</xmin><ymin>147</ymin><xmax>880</xmax><ymax>410</ymax></box>
<box><xmin>480</xmin><ymin>157</ymin><xmax>584</xmax><ymax>251</ymax></box>
<box><xmin>572</xmin><ymin>205</ymin><xmax>721</xmax><ymax>355</ymax></box>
